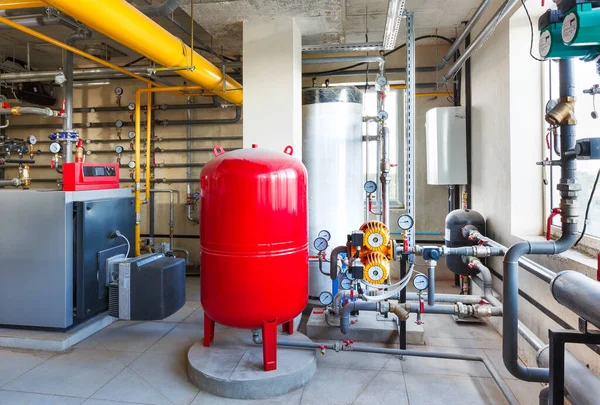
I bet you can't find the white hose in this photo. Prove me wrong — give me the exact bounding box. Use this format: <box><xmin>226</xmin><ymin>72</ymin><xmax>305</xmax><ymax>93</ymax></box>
<box><xmin>115</xmin><ymin>230</ymin><xmax>131</xmax><ymax>258</ymax></box>
<box><xmin>362</xmin><ymin>264</ymin><xmax>414</xmax><ymax>301</ymax></box>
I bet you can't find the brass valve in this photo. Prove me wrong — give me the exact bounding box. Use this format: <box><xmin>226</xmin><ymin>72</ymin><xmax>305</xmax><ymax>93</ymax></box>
<box><xmin>19</xmin><ymin>164</ymin><xmax>31</xmax><ymax>189</ymax></box>
<box><xmin>545</xmin><ymin>96</ymin><xmax>576</xmax><ymax>126</ymax></box>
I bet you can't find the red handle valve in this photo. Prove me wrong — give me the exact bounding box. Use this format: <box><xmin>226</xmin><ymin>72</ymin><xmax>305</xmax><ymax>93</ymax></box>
<box><xmin>50</xmin><ymin>159</ymin><xmax>55</xmax><ymax>170</ymax></box>
<box><xmin>546</xmin><ymin>208</ymin><xmax>561</xmax><ymax>240</ymax></box>
<box><xmin>403</xmin><ymin>239</ymin><xmax>409</xmax><ymax>253</ymax></box>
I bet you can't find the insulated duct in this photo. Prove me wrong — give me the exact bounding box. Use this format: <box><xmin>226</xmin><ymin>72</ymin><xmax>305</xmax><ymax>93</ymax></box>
<box><xmin>42</xmin><ymin>0</ymin><xmax>243</xmax><ymax>105</ymax></box>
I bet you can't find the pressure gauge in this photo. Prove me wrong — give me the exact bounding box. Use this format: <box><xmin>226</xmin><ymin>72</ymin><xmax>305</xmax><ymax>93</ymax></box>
<box><xmin>128</xmin><ymin>160</ymin><xmax>136</xmax><ymax>169</ymax></box>
<box><xmin>115</xmin><ymin>119</ymin><xmax>124</xmax><ymax>128</ymax></box>
<box><xmin>28</xmin><ymin>135</ymin><xmax>37</xmax><ymax>145</ymax></box>
<box><xmin>340</xmin><ymin>277</ymin><xmax>353</xmax><ymax>290</ymax></box>
<box><xmin>319</xmin><ymin>291</ymin><xmax>333</xmax><ymax>306</ymax></box>
<box><xmin>377</xmin><ymin>110</ymin><xmax>389</xmax><ymax>120</ymax></box>
<box><xmin>49</xmin><ymin>142</ymin><xmax>60</xmax><ymax>154</ymax></box>
<box><xmin>364</xmin><ymin>180</ymin><xmax>377</xmax><ymax>194</ymax></box>
<box><xmin>397</xmin><ymin>214</ymin><xmax>414</xmax><ymax>230</ymax></box>
<box><xmin>127</xmin><ymin>102</ymin><xmax>136</xmax><ymax>111</ymax></box>
<box><xmin>114</xmin><ymin>87</ymin><xmax>123</xmax><ymax>96</ymax></box>
<box><xmin>318</xmin><ymin>229</ymin><xmax>331</xmax><ymax>241</ymax></box>
<box><xmin>313</xmin><ymin>237</ymin><xmax>328</xmax><ymax>252</ymax></box>
<box><xmin>413</xmin><ymin>274</ymin><xmax>429</xmax><ymax>291</ymax></box>
<box><xmin>115</xmin><ymin>145</ymin><xmax>124</xmax><ymax>154</ymax></box>
<box><xmin>375</xmin><ymin>74</ymin><xmax>387</xmax><ymax>87</ymax></box>
<box><xmin>545</xmin><ymin>99</ymin><xmax>558</xmax><ymax>114</ymax></box>
<box><xmin>128</xmin><ymin>131</ymin><xmax>136</xmax><ymax>139</ymax></box>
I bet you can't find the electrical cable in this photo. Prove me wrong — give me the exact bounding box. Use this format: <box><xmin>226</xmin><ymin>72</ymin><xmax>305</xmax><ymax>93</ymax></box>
<box><xmin>121</xmin><ymin>56</ymin><xmax>147</xmax><ymax>67</ymax></box>
<box><xmin>574</xmin><ymin>167</ymin><xmax>600</xmax><ymax>246</ymax></box>
<box><xmin>309</xmin><ymin>35</ymin><xmax>455</xmax><ymax>76</ymax></box>
<box><xmin>114</xmin><ymin>230</ymin><xmax>131</xmax><ymax>258</ymax></box>
<box><xmin>362</xmin><ymin>264</ymin><xmax>414</xmax><ymax>301</ymax></box>
<box><xmin>520</xmin><ymin>0</ymin><xmax>546</xmax><ymax>62</ymax></box>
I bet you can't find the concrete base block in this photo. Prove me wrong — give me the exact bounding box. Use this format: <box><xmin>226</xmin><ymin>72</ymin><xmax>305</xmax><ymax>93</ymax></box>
<box><xmin>0</xmin><ymin>313</ymin><xmax>116</xmax><ymax>351</ymax></box>
<box><xmin>187</xmin><ymin>328</ymin><xmax>316</xmax><ymax>399</ymax></box>
<box><xmin>306</xmin><ymin>308</ymin><xmax>425</xmax><ymax>345</ymax></box>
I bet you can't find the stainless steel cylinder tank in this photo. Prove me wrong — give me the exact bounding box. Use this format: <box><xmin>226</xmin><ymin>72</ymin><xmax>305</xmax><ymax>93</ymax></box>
<box><xmin>302</xmin><ymin>87</ymin><xmax>364</xmax><ymax>300</ymax></box>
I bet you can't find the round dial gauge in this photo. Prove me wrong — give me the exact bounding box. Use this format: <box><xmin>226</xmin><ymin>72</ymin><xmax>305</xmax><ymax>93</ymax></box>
<box><xmin>318</xmin><ymin>229</ymin><xmax>331</xmax><ymax>241</ymax></box>
<box><xmin>545</xmin><ymin>99</ymin><xmax>558</xmax><ymax>114</ymax></box>
<box><xmin>28</xmin><ymin>135</ymin><xmax>37</xmax><ymax>145</ymax></box>
<box><xmin>319</xmin><ymin>291</ymin><xmax>333</xmax><ymax>306</ymax></box>
<box><xmin>128</xmin><ymin>131</ymin><xmax>136</xmax><ymax>139</ymax></box>
<box><xmin>313</xmin><ymin>237</ymin><xmax>328</xmax><ymax>252</ymax></box>
<box><xmin>128</xmin><ymin>160</ymin><xmax>136</xmax><ymax>169</ymax></box>
<box><xmin>413</xmin><ymin>274</ymin><xmax>429</xmax><ymax>291</ymax></box>
<box><xmin>340</xmin><ymin>277</ymin><xmax>353</xmax><ymax>290</ymax></box>
<box><xmin>375</xmin><ymin>75</ymin><xmax>387</xmax><ymax>87</ymax></box>
<box><xmin>114</xmin><ymin>87</ymin><xmax>123</xmax><ymax>96</ymax></box>
<box><xmin>377</xmin><ymin>110</ymin><xmax>389</xmax><ymax>120</ymax></box>
<box><xmin>397</xmin><ymin>214</ymin><xmax>415</xmax><ymax>230</ymax></box>
<box><xmin>127</xmin><ymin>102</ymin><xmax>136</xmax><ymax>111</ymax></box>
<box><xmin>115</xmin><ymin>119</ymin><xmax>124</xmax><ymax>128</ymax></box>
<box><xmin>115</xmin><ymin>145</ymin><xmax>124</xmax><ymax>154</ymax></box>
<box><xmin>364</xmin><ymin>180</ymin><xmax>377</xmax><ymax>194</ymax></box>
<box><xmin>49</xmin><ymin>142</ymin><xmax>60</xmax><ymax>154</ymax></box>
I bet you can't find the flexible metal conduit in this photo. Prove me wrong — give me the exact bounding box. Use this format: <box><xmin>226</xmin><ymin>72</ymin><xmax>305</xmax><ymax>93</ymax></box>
<box><xmin>7</xmin><ymin>106</ymin><xmax>241</xmax><ymax>129</ymax></box>
<box><xmin>277</xmin><ymin>340</ymin><xmax>518</xmax><ymax>405</ymax></box>
<box><xmin>43</xmin><ymin>0</ymin><xmax>243</xmax><ymax>104</ymax></box>
<box><xmin>502</xmin><ymin>59</ymin><xmax>579</xmax><ymax>383</ymax></box>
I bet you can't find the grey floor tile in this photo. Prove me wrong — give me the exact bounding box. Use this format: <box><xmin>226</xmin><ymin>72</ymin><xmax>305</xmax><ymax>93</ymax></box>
<box><xmin>87</xmin><ymin>321</ymin><xmax>176</xmax><ymax>353</ymax></box>
<box><xmin>353</xmin><ymin>370</ymin><xmax>409</xmax><ymax>405</ymax></box>
<box><xmin>3</xmin><ymin>348</ymin><xmax>126</xmax><ymax>398</ymax></box>
<box><xmin>91</xmin><ymin>368</ymin><xmax>171</xmax><ymax>405</ymax></box>
<box><xmin>483</xmin><ymin>348</ymin><xmax>524</xmax><ymax>380</ymax></box>
<box><xmin>84</xmin><ymin>400</ymin><xmax>149</xmax><ymax>405</ymax></box>
<box><xmin>0</xmin><ymin>390</ymin><xmax>85</xmax><ymax>405</ymax></box>
<box><xmin>381</xmin><ymin>355</ymin><xmax>404</xmax><ymax>372</ymax></box>
<box><xmin>147</xmin><ymin>323</ymin><xmax>204</xmax><ymax>357</ymax></box>
<box><xmin>425</xmin><ymin>337</ymin><xmax>501</xmax><ymax>350</ymax></box>
<box><xmin>190</xmin><ymin>387</ymin><xmax>303</xmax><ymax>404</ymax></box>
<box><xmin>158</xmin><ymin>301</ymin><xmax>201</xmax><ymax>323</ymax></box>
<box><xmin>182</xmin><ymin>307</ymin><xmax>204</xmax><ymax>324</ymax></box>
<box><xmin>300</xmin><ymin>367</ymin><xmax>378</xmax><ymax>405</ymax></box>
<box><xmin>316</xmin><ymin>347</ymin><xmax>390</xmax><ymax>371</ymax></box>
<box><xmin>422</xmin><ymin>315</ymin><xmax>501</xmax><ymax>342</ymax></box>
<box><xmin>400</xmin><ymin>346</ymin><xmax>490</xmax><ymax>377</ymax></box>
<box><xmin>129</xmin><ymin>352</ymin><xmax>199</xmax><ymax>405</ymax></box>
<box><xmin>0</xmin><ymin>348</ymin><xmax>54</xmax><ymax>388</ymax></box>
<box><xmin>405</xmin><ymin>373</ymin><xmax>509</xmax><ymax>405</ymax></box>
<box><xmin>186</xmin><ymin>280</ymin><xmax>200</xmax><ymax>301</ymax></box>
<box><xmin>505</xmin><ymin>379</ymin><xmax>545</xmax><ymax>405</ymax></box>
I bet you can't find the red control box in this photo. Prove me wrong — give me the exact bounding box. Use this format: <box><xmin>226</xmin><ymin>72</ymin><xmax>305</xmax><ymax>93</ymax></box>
<box><xmin>62</xmin><ymin>163</ymin><xmax>120</xmax><ymax>191</ymax></box>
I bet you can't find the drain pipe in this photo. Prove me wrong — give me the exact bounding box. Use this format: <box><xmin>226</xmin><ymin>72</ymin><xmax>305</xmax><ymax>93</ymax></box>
<box><xmin>502</xmin><ymin>59</ymin><xmax>579</xmax><ymax>383</ymax></box>
<box><xmin>276</xmin><ymin>340</ymin><xmax>518</xmax><ymax>405</ymax></box>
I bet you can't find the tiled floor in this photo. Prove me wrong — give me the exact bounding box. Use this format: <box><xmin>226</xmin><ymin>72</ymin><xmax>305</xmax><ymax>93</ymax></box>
<box><xmin>0</xmin><ymin>278</ymin><xmax>543</xmax><ymax>405</ymax></box>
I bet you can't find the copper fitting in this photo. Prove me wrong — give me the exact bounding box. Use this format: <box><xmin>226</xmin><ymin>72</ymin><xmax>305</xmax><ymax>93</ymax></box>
<box><xmin>545</xmin><ymin>96</ymin><xmax>576</xmax><ymax>126</ymax></box>
<box><xmin>19</xmin><ymin>165</ymin><xmax>31</xmax><ymax>189</ymax></box>
<box><xmin>389</xmin><ymin>303</ymin><xmax>410</xmax><ymax>321</ymax></box>
<box><xmin>10</xmin><ymin>106</ymin><xmax>20</xmax><ymax>116</ymax></box>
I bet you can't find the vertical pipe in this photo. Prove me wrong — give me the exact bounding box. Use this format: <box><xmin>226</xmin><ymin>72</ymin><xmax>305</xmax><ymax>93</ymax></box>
<box><xmin>380</xmin><ymin>126</ymin><xmax>390</xmax><ymax>227</ymax></box>
<box><xmin>186</xmin><ymin>95</ymin><xmax>194</xmax><ymax>222</ymax></box>
<box><xmin>399</xmin><ymin>256</ymin><xmax>407</xmax><ymax>349</ymax></box>
<box><xmin>134</xmin><ymin>91</ymin><xmax>142</xmax><ymax>255</ymax></box>
<box><xmin>465</xmin><ymin>33</ymin><xmax>472</xmax><ymax>208</ymax></box>
<box><xmin>149</xmin><ymin>93</ymin><xmax>156</xmax><ymax>242</ymax></box>
<box><xmin>405</xmin><ymin>12</ymin><xmax>416</xmax><ymax>248</ymax></box>
<box><xmin>427</xmin><ymin>264</ymin><xmax>435</xmax><ymax>306</ymax></box>
<box><xmin>62</xmin><ymin>46</ymin><xmax>74</xmax><ymax>164</ymax></box>
<box><xmin>145</xmin><ymin>84</ymin><xmax>152</xmax><ymax>203</ymax></box>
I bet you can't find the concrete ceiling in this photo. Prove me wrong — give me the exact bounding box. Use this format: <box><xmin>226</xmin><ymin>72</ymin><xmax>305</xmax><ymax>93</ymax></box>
<box><xmin>181</xmin><ymin>0</ymin><xmax>484</xmax><ymax>51</ymax></box>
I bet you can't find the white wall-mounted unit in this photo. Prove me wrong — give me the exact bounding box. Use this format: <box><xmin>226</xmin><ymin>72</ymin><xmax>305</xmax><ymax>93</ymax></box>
<box><xmin>425</xmin><ymin>106</ymin><xmax>467</xmax><ymax>185</ymax></box>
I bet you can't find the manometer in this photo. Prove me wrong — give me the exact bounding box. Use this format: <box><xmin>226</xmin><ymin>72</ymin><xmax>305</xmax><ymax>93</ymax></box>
<box><xmin>318</xmin><ymin>229</ymin><xmax>331</xmax><ymax>241</ymax></box>
<box><xmin>319</xmin><ymin>291</ymin><xmax>333</xmax><ymax>306</ymax></box>
<box><xmin>397</xmin><ymin>214</ymin><xmax>415</xmax><ymax>230</ymax></box>
<box><xmin>115</xmin><ymin>145</ymin><xmax>124</xmax><ymax>154</ymax></box>
<box><xmin>127</xmin><ymin>102</ymin><xmax>136</xmax><ymax>111</ymax></box>
<box><xmin>128</xmin><ymin>131</ymin><xmax>136</xmax><ymax>139</ymax></box>
<box><xmin>377</xmin><ymin>110</ymin><xmax>389</xmax><ymax>120</ymax></box>
<box><xmin>128</xmin><ymin>160</ymin><xmax>136</xmax><ymax>169</ymax></box>
<box><xmin>114</xmin><ymin>87</ymin><xmax>123</xmax><ymax>96</ymax></box>
<box><xmin>413</xmin><ymin>274</ymin><xmax>429</xmax><ymax>291</ymax></box>
<box><xmin>364</xmin><ymin>180</ymin><xmax>377</xmax><ymax>194</ymax></box>
<box><xmin>313</xmin><ymin>237</ymin><xmax>328</xmax><ymax>252</ymax></box>
<box><xmin>28</xmin><ymin>135</ymin><xmax>37</xmax><ymax>145</ymax></box>
<box><xmin>375</xmin><ymin>74</ymin><xmax>387</xmax><ymax>87</ymax></box>
<box><xmin>115</xmin><ymin>119</ymin><xmax>124</xmax><ymax>128</ymax></box>
<box><xmin>545</xmin><ymin>99</ymin><xmax>558</xmax><ymax>114</ymax></box>
<box><xmin>49</xmin><ymin>142</ymin><xmax>60</xmax><ymax>154</ymax></box>
<box><xmin>340</xmin><ymin>277</ymin><xmax>352</xmax><ymax>290</ymax></box>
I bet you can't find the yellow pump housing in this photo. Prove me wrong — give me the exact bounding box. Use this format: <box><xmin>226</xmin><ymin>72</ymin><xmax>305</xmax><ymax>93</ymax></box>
<box><xmin>349</xmin><ymin>221</ymin><xmax>394</xmax><ymax>283</ymax></box>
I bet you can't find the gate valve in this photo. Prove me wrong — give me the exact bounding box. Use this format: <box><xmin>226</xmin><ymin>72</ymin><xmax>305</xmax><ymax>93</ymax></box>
<box><xmin>403</xmin><ymin>238</ymin><xmax>409</xmax><ymax>253</ymax></box>
<box><xmin>415</xmin><ymin>298</ymin><xmax>425</xmax><ymax>325</ymax></box>
<box><xmin>57</xmin><ymin>98</ymin><xmax>65</xmax><ymax>117</ymax></box>
<box><xmin>50</xmin><ymin>158</ymin><xmax>55</xmax><ymax>170</ymax></box>
<box><xmin>317</xmin><ymin>345</ymin><xmax>328</xmax><ymax>356</ymax></box>
<box><xmin>546</xmin><ymin>208</ymin><xmax>561</xmax><ymax>240</ymax></box>
<box><xmin>478</xmin><ymin>299</ymin><xmax>490</xmax><ymax>306</ymax></box>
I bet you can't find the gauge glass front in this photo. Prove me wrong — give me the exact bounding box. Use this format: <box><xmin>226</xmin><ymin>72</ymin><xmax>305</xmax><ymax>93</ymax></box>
<box><xmin>319</xmin><ymin>291</ymin><xmax>333</xmax><ymax>306</ymax></box>
<box><xmin>364</xmin><ymin>180</ymin><xmax>377</xmax><ymax>193</ymax></box>
<box><xmin>318</xmin><ymin>229</ymin><xmax>331</xmax><ymax>241</ymax></box>
<box><xmin>397</xmin><ymin>214</ymin><xmax>415</xmax><ymax>230</ymax></box>
<box><xmin>413</xmin><ymin>274</ymin><xmax>429</xmax><ymax>291</ymax></box>
<box><xmin>313</xmin><ymin>237</ymin><xmax>328</xmax><ymax>251</ymax></box>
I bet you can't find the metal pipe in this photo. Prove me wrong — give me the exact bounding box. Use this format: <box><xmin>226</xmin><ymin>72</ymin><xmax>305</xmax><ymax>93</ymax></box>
<box><xmin>7</xmin><ymin>107</ymin><xmax>241</xmax><ymax>129</ymax></box>
<box><xmin>185</xmin><ymin>96</ymin><xmax>199</xmax><ymax>224</ymax></box>
<box><xmin>380</xmin><ymin>126</ymin><xmax>390</xmax><ymax>227</ymax></box>
<box><xmin>72</xmin><ymin>98</ymin><xmax>221</xmax><ymax>113</ymax></box>
<box><xmin>437</xmin><ymin>0</ymin><xmax>492</xmax><ymax>69</ymax></box>
<box><xmin>303</xmin><ymin>56</ymin><xmax>385</xmax><ymax>76</ymax></box>
<box><xmin>136</xmin><ymin>0</ymin><xmax>182</xmax><ymax>17</ymax></box>
<box><xmin>427</xmin><ymin>264</ymin><xmax>435</xmax><ymax>306</ymax></box>
<box><xmin>404</xmin><ymin>292</ymin><xmax>483</xmax><ymax>304</ymax></box>
<box><xmin>35</xmin><ymin>135</ymin><xmax>241</xmax><ymax>145</ymax></box>
<box><xmin>44</xmin><ymin>0</ymin><xmax>243</xmax><ymax>104</ymax></box>
<box><xmin>0</xmin><ymin>66</ymin><xmax>150</xmax><ymax>82</ymax></box>
<box><xmin>148</xmin><ymin>189</ymin><xmax>178</xmax><ymax>248</ymax></box>
<box><xmin>443</xmin><ymin>0</ymin><xmax>520</xmax><ymax>82</ymax></box>
<box><xmin>302</xmin><ymin>66</ymin><xmax>437</xmax><ymax>79</ymax></box>
<box><xmin>340</xmin><ymin>301</ymin><xmax>377</xmax><ymax>334</ymax></box>
<box><xmin>551</xmin><ymin>271</ymin><xmax>600</xmax><ymax>329</ymax></box>
<box><xmin>0</xmin><ymin>107</ymin><xmax>58</xmax><ymax>116</ymax></box>
<box><xmin>277</xmin><ymin>340</ymin><xmax>518</xmax><ymax>405</ymax></box>
<box><xmin>405</xmin><ymin>302</ymin><xmax>502</xmax><ymax>316</ymax></box>
<box><xmin>502</xmin><ymin>59</ymin><xmax>579</xmax><ymax>383</ymax></box>
<box><xmin>537</xmin><ymin>346</ymin><xmax>600</xmax><ymax>405</ymax></box>
<box><xmin>0</xmin><ymin>1</ymin><xmax>47</xmax><ymax>10</ymax></box>
<box><xmin>0</xmin><ymin>178</ymin><xmax>20</xmax><ymax>187</ymax></box>
<box><xmin>328</xmin><ymin>245</ymin><xmax>347</xmax><ymax>281</ymax></box>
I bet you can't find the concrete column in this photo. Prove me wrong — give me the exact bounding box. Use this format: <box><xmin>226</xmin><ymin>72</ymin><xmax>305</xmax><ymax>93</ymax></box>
<box><xmin>243</xmin><ymin>18</ymin><xmax>302</xmax><ymax>156</ymax></box>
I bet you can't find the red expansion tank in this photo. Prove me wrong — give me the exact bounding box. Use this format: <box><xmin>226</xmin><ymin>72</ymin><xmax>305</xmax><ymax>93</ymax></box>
<box><xmin>199</xmin><ymin>145</ymin><xmax>308</xmax><ymax>371</ymax></box>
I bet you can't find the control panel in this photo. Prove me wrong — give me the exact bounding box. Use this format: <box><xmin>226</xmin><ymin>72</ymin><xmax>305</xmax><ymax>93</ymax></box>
<box><xmin>62</xmin><ymin>163</ymin><xmax>120</xmax><ymax>191</ymax></box>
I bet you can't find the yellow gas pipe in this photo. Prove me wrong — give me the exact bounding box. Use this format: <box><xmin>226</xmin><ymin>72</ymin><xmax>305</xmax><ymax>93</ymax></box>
<box><xmin>134</xmin><ymin>85</ymin><xmax>203</xmax><ymax>255</ymax></box>
<box><xmin>43</xmin><ymin>0</ymin><xmax>243</xmax><ymax>105</ymax></box>
<box><xmin>0</xmin><ymin>0</ymin><xmax>46</xmax><ymax>9</ymax></box>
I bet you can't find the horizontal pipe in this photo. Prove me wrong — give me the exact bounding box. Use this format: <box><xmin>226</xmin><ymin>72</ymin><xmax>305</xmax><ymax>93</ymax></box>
<box><xmin>73</xmin><ymin>101</ymin><xmax>221</xmax><ymax>113</ymax></box>
<box><xmin>37</xmin><ymin>147</ymin><xmax>233</xmax><ymax>155</ymax></box>
<box><xmin>404</xmin><ymin>292</ymin><xmax>483</xmax><ymax>304</ymax></box>
<box><xmin>277</xmin><ymin>341</ymin><xmax>518</xmax><ymax>405</ymax></box>
<box><xmin>36</xmin><ymin>136</ymin><xmax>242</xmax><ymax>144</ymax></box>
<box><xmin>0</xmin><ymin>178</ymin><xmax>20</xmax><ymax>187</ymax></box>
<box><xmin>9</xmin><ymin>162</ymin><xmax>207</xmax><ymax>169</ymax></box>
<box><xmin>32</xmin><ymin>177</ymin><xmax>202</xmax><ymax>184</ymax></box>
<box><xmin>303</xmin><ymin>66</ymin><xmax>437</xmax><ymax>79</ymax></box>
<box><xmin>141</xmin><ymin>233</ymin><xmax>197</xmax><ymax>239</ymax></box>
<box><xmin>551</xmin><ymin>271</ymin><xmax>600</xmax><ymax>329</ymax></box>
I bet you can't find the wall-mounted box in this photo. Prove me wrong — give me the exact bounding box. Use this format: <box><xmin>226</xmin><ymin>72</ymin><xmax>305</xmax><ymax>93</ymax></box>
<box><xmin>425</xmin><ymin>106</ymin><xmax>467</xmax><ymax>185</ymax></box>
